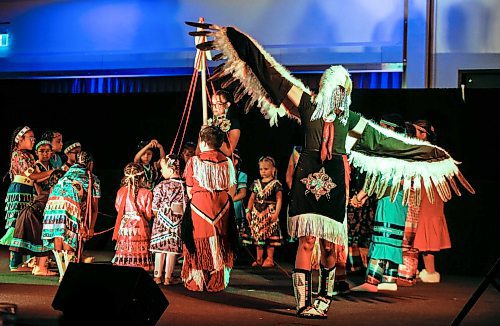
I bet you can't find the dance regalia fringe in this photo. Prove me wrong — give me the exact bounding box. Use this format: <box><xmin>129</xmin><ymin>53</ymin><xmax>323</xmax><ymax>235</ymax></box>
<box><xmin>2</xmin><ymin>150</ymin><xmax>37</xmax><ymax>245</ymax></box>
<box><xmin>3</xmin><ymin>150</ymin><xmax>36</xmax><ymax>236</ymax></box>
<box><xmin>9</xmin><ymin>193</ymin><xmax>51</xmax><ymax>255</ymax></box>
<box><xmin>3</xmin><ymin>189</ymin><xmax>34</xmax><ymax>229</ymax></box>
<box><xmin>41</xmin><ymin>196</ymin><xmax>81</xmax><ymax>250</ymax></box>
<box><xmin>187</xmin><ymin>21</ymin><xmax>475</xmax><ymax>221</ymax></box>
<box><xmin>186</xmin><ymin>22</ymin><xmax>475</xmax><ymax>272</ymax></box>
<box><xmin>112</xmin><ymin>187</ymin><xmax>153</xmax><ymax>271</ymax></box>
<box><xmin>181</xmin><ymin>150</ymin><xmax>237</xmax><ymax>292</ymax></box>
<box><xmin>41</xmin><ymin>165</ymin><xmax>100</xmax><ymax>250</ymax></box>
<box><xmin>242</xmin><ymin>179</ymin><xmax>283</xmax><ymax>246</ymax></box>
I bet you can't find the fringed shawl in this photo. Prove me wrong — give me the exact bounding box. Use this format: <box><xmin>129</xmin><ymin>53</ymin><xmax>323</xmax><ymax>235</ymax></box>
<box><xmin>191</xmin><ymin>153</ymin><xmax>236</xmax><ymax>192</ymax></box>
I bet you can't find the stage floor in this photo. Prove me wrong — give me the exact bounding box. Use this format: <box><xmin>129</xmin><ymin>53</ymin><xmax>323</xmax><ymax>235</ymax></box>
<box><xmin>0</xmin><ymin>248</ymin><xmax>498</xmax><ymax>326</ymax></box>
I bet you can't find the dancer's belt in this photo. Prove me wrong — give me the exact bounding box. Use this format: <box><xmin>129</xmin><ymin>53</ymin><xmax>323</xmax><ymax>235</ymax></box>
<box><xmin>13</xmin><ymin>175</ymin><xmax>34</xmax><ymax>186</ymax></box>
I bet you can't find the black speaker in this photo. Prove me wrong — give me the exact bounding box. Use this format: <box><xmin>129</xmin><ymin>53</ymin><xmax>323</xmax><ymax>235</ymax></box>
<box><xmin>52</xmin><ymin>263</ymin><xmax>168</xmax><ymax>325</ymax></box>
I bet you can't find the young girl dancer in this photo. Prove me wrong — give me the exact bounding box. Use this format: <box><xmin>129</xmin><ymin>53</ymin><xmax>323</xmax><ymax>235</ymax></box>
<box><xmin>61</xmin><ymin>140</ymin><xmax>82</xmax><ymax>171</ymax></box>
<box><xmin>151</xmin><ymin>155</ymin><xmax>187</xmax><ymax>285</ymax></box>
<box><xmin>245</xmin><ymin>156</ymin><xmax>283</xmax><ymax>268</ymax></box>
<box><xmin>134</xmin><ymin>139</ymin><xmax>166</xmax><ymax>191</ymax></box>
<box><xmin>34</xmin><ymin>140</ymin><xmax>54</xmax><ymax>192</ymax></box>
<box><xmin>112</xmin><ymin>162</ymin><xmax>154</xmax><ymax>271</ymax></box>
<box><xmin>10</xmin><ymin>170</ymin><xmax>65</xmax><ymax>276</ymax></box>
<box><xmin>2</xmin><ymin>126</ymin><xmax>53</xmax><ymax>272</ymax></box>
<box><xmin>41</xmin><ymin>130</ymin><xmax>63</xmax><ymax>169</ymax></box>
<box><xmin>42</xmin><ymin>151</ymin><xmax>99</xmax><ymax>282</ymax></box>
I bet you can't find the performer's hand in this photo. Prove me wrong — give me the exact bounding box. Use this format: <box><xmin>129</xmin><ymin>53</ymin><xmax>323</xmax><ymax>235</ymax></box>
<box><xmin>350</xmin><ymin>195</ymin><xmax>367</xmax><ymax>208</ymax></box>
<box><xmin>88</xmin><ymin>228</ymin><xmax>94</xmax><ymax>238</ymax></box>
<box><xmin>271</xmin><ymin>213</ymin><xmax>278</xmax><ymax>223</ymax></box>
<box><xmin>350</xmin><ymin>196</ymin><xmax>361</xmax><ymax>208</ymax></box>
<box><xmin>150</xmin><ymin>139</ymin><xmax>159</xmax><ymax>148</ymax></box>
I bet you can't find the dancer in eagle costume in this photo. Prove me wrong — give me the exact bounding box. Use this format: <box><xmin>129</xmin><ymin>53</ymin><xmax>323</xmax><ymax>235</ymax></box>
<box><xmin>186</xmin><ymin>21</ymin><xmax>475</xmax><ymax>319</ymax></box>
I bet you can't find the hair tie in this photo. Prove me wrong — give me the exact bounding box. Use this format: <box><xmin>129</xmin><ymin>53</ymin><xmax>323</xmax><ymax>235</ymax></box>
<box><xmin>125</xmin><ymin>170</ymin><xmax>145</xmax><ymax>178</ymax></box>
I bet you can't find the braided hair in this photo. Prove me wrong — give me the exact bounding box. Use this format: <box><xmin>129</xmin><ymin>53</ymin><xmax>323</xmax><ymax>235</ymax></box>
<box><xmin>121</xmin><ymin>163</ymin><xmax>146</xmax><ymax>207</ymax></box>
<box><xmin>259</xmin><ymin>155</ymin><xmax>277</xmax><ymax>179</ymax></box>
<box><xmin>75</xmin><ymin>151</ymin><xmax>94</xmax><ymax>167</ymax></box>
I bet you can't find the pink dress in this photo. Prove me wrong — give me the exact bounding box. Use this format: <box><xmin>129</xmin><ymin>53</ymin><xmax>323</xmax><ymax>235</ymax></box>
<box><xmin>112</xmin><ymin>187</ymin><xmax>154</xmax><ymax>270</ymax></box>
<box><xmin>413</xmin><ymin>189</ymin><xmax>451</xmax><ymax>252</ymax></box>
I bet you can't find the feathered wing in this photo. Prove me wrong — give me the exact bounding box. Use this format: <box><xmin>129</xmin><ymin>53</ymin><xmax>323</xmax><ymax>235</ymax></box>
<box><xmin>186</xmin><ymin>21</ymin><xmax>311</xmax><ymax>125</ymax></box>
<box><xmin>348</xmin><ymin>118</ymin><xmax>475</xmax><ymax>206</ymax></box>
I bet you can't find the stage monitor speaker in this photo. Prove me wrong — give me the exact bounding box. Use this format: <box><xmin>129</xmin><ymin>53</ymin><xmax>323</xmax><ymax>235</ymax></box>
<box><xmin>52</xmin><ymin>263</ymin><xmax>168</xmax><ymax>325</ymax></box>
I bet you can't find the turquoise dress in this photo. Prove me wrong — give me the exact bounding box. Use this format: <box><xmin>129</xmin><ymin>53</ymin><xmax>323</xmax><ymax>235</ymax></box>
<box><xmin>42</xmin><ymin>164</ymin><xmax>100</xmax><ymax>250</ymax></box>
<box><xmin>233</xmin><ymin>170</ymin><xmax>248</xmax><ymax>231</ymax></box>
<box><xmin>368</xmin><ymin>190</ymin><xmax>408</xmax><ymax>264</ymax></box>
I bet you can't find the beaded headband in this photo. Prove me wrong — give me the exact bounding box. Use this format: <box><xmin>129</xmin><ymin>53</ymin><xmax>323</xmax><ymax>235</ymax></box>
<box><xmin>35</xmin><ymin>140</ymin><xmax>52</xmax><ymax>151</ymax></box>
<box><xmin>64</xmin><ymin>142</ymin><xmax>81</xmax><ymax>154</ymax></box>
<box><xmin>14</xmin><ymin>126</ymin><xmax>31</xmax><ymax>144</ymax></box>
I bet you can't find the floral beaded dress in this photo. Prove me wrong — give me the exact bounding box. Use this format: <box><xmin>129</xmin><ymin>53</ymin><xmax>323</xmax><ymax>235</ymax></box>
<box><xmin>150</xmin><ymin>178</ymin><xmax>188</xmax><ymax>255</ymax></box>
<box><xmin>1</xmin><ymin>150</ymin><xmax>37</xmax><ymax>246</ymax></box>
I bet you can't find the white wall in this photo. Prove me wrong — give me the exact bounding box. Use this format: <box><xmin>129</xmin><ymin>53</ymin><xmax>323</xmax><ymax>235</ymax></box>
<box><xmin>0</xmin><ymin>0</ymin><xmax>498</xmax><ymax>87</ymax></box>
<box><xmin>433</xmin><ymin>0</ymin><xmax>500</xmax><ymax>87</ymax></box>
<box><xmin>0</xmin><ymin>0</ymin><xmax>403</xmax><ymax>73</ymax></box>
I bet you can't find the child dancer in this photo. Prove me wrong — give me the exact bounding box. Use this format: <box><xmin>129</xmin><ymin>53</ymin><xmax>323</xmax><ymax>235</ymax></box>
<box><xmin>245</xmin><ymin>156</ymin><xmax>283</xmax><ymax>268</ymax></box>
<box><xmin>134</xmin><ymin>139</ymin><xmax>166</xmax><ymax>191</ymax></box>
<box><xmin>181</xmin><ymin>126</ymin><xmax>238</xmax><ymax>292</ymax></box>
<box><xmin>413</xmin><ymin>120</ymin><xmax>451</xmax><ymax>283</ymax></box>
<box><xmin>351</xmin><ymin>115</ymin><xmax>409</xmax><ymax>292</ymax></box>
<box><xmin>61</xmin><ymin>140</ymin><xmax>82</xmax><ymax>171</ymax></box>
<box><xmin>34</xmin><ymin>140</ymin><xmax>54</xmax><ymax>192</ymax></box>
<box><xmin>151</xmin><ymin>155</ymin><xmax>187</xmax><ymax>285</ymax></box>
<box><xmin>10</xmin><ymin>170</ymin><xmax>65</xmax><ymax>276</ymax></box>
<box><xmin>2</xmin><ymin>126</ymin><xmax>54</xmax><ymax>272</ymax></box>
<box><xmin>41</xmin><ymin>130</ymin><xmax>64</xmax><ymax>169</ymax></box>
<box><xmin>231</xmin><ymin>149</ymin><xmax>248</xmax><ymax>243</ymax></box>
<box><xmin>112</xmin><ymin>162</ymin><xmax>154</xmax><ymax>271</ymax></box>
<box><xmin>42</xmin><ymin>151</ymin><xmax>99</xmax><ymax>282</ymax></box>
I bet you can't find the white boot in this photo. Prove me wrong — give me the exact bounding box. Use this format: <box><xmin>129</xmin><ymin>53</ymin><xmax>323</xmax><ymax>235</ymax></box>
<box><xmin>153</xmin><ymin>253</ymin><xmax>165</xmax><ymax>284</ymax></box>
<box><xmin>419</xmin><ymin>269</ymin><xmax>441</xmax><ymax>283</ymax></box>
<box><xmin>313</xmin><ymin>265</ymin><xmax>336</xmax><ymax>317</ymax></box>
<box><xmin>292</xmin><ymin>269</ymin><xmax>325</xmax><ymax>319</ymax></box>
<box><xmin>52</xmin><ymin>250</ymin><xmax>66</xmax><ymax>282</ymax></box>
<box><xmin>164</xmin><ymin>253</ymin><xmax>181</xmax><ymax>285</ymax></box>
<box><xmin>377</xmin><ymin>283</ymin><xmax>398</xmax><ymax>291</ymax></box>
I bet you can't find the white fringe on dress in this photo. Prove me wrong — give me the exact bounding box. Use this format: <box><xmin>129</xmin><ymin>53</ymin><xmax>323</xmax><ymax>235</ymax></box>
<box><xmin>192</xmin><ymin>156</ymin><xmax>236</xmax><ymax>192</ymax></box>
<box><xmin>287</xmin><ymin>213</ymin><xmax>348</xmax><ymax>247</ymax></box>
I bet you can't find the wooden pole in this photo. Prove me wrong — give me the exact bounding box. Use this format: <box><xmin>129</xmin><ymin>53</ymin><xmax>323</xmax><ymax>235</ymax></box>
<box><xmin>197</xmin><ymin>17</ymin><xmax>208</xmax><ymax>125</ymax></box>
